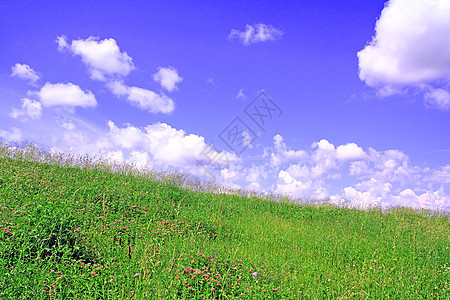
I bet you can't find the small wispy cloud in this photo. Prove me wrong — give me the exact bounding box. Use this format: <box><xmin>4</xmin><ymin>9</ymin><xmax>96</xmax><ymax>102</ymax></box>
<box><xmin>107</xmin><ymin>81</ymin><xmax>174</xmax><ymax>114</ymax></box>
<box><xmin>229</xmin><ymin>23</ymin><xmax>283</xmax><ymax>45</ymax></box>
<box><xmin>152</xmin><ymin>66</ymin><xmax>183</xmax><ymax>92</ymax></box>
<box><xmin>10</xmin><ymin>98</ymin><xmax>42</xmax><ymax>120</ymax></box>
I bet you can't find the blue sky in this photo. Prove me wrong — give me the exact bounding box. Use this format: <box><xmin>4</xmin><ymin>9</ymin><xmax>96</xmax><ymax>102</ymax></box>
<box><xmin>1</xmin><ymin>0</ymin><xmax>449</xmax><ymax>211</ymax></box>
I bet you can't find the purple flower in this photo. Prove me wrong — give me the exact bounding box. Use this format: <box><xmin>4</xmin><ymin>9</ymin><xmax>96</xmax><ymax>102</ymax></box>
<box><xmin>134</xmin><ymin>273</ymin><xmax>141</xmax><ymax>277</ymax></box>
<box><xmin>252</xmin><ymin>272</ymin><xmax>258</xmax><ymax>277</ymax></box>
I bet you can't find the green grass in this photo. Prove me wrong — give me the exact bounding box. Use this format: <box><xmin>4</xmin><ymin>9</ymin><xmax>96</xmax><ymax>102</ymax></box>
<box><xmin>0</xmin><ymin>142</ymin><xmax>449</xmax><ymax>299</ymax></box>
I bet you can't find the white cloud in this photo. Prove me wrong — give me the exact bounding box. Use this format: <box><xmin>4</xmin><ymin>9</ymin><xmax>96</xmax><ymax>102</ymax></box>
<box><xmin>127</xmin><ymin>86</ymin><xmax>174</xmax><ymax>114</ymax></box>
<box><xmin>246</xmin><ymin>165</ymin><xmax>268</xmax><ymax>183</ymax></box>
<box><xmin>349</xmin><ymin>160</ymin><xmax>373</xmax><ymax>178</ymax></box>
<box><xmin>10</xmin><ymin>98</ymin><xmax>42</xmax><ymax>120</ymax></box>
<box><xmin>57</xmin><ymin>35</ymin><xmax>178</xmax><ymax>114</ymax></box>
<box><xmin>221</xmin><ymin>168</ymin><xmax>237</xmax><ymax>180</ymax></box>
<box><xmin>424</xmin><ymin>87</ymin><xmax>450</xmax><ymax>111</ymax></box>
<box><xmin>97</xmin><ymin>121</ymin><xmax>238</xmax><ymax>173</ymax></box>
<box><xmin>357</xmin><ymin>0</ymin><xmax>450</xmax><ymax>109</ymax></box>
<box><xmin>277</xmin><ymin>169</ymin><xmax>312</xmax><ymax>194</ymax></box>
<box><xmin>152</xmin><ymin>66</ymin><xmax>183</xmax><ymax>92</ymax></box>
<box><xmin>129</xmin><ymin>151</ymin><xmax>151</xmax><ymax>168</ymax></box>
<box><xmin>107</xmin><ymin>81</ymin><xmax>174</xmax><ymax>114</ymax></box>
<box><xmin>269</xmin><ymin>134</ymin><xmax>307</xmax><ymax>167</ymax></box>
<box><xmin>229</xmin><ymin>23</ymin><xmax>283</xmax><ymax>45</ymax></box>
<box><xmin>310</xmin><ymin>139</ymin><xmax>337</xmax><ymax>177</ymax></box>
<box><xmin>106</xmin><ymin>150</ymin><xmax>124</xmax><ymax>164</ymax></box>
<box><xmin>312</xmin><ymin>139</ymin><xmax>335</xmax><ymax>152</ymax></box>
<box><xmin>331</xmin><ymin>183</ymin><xmax>449</xmax><ymax>211</ymax></box>
<box><xmin>358</xmin><ymin>0</ymin><xmax>450</xmax><ymax>87</ymax></box>
<box><xmin>336</xmin><ymin>143</ymin><xmax>367</xmax><ymax>162</ymax></box>
<box><xmin>60</xmin><ymin>36</ymin><xmax>135</xmax><ymax>81</ymax></box>
<box><xmin>0</xmin><ymin>127</ymin><xmax>22</xmax><ymax>142</ymax></box>
<box><xmin>261</xmin><ymin>135</ymin><xmax>449</xmax><ymax>210</ymax></box>
<box><xmin>424</xmin><ymin>165</ymin><xmax>450</xmax><ymax>185</ymax></box>
<box><xmin>394</xmin><ymin>189</ymin><xmax>448</xmax><ymax>210</ymax></box>
<box><xmin>63</xmin><ymin>130</ymin><xmax>88</xmax><ymax>147</ymax></box>
<box><xmin>10</xmin><ymin>63</ymin><xmax>41</xmax><ymax>85</ymax></box>
<box><xmin>57</xmin><ymin>118</ymin><xmax>76</xmax><ymax>131</ymax></box>
<box><xmin>36</xmin><ymin>82</ymin><xmax>97</xmax><ymax>109</ymax></box>
<box><xmin>56</xmin><ymin>35</ymin><xmax>69</xmax><ymax>51</ymax></box>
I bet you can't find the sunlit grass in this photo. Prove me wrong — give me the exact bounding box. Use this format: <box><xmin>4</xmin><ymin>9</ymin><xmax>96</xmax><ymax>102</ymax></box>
<box><xmin>0</xmin><ymin>141</ymin><xmax>449</xmax><ymax>299</ymax></box>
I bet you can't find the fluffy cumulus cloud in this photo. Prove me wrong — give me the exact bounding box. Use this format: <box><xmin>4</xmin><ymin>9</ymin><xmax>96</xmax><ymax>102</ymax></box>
<box><xmin>152</xmin><ymin>67</ymin><xmax>183</xmax><ymax>92</ymax></box>
<box><xmin>108</xmin><ymin>81</ymin><xmax>174</xmax><ymax>114</ymax></box>
<box><xmin>229</xmin><ymin>23</ymin><xmax>283</xmax><ymax>45</ymax></box>
<box><xmin>97</xmin><ymin>121</ymin><xmax>238</xmax><ymax>174</ymax></box>
<box><xmin>268</xmin><ymin>134</ymin><xmax>307</xmax><ymax>167</ymax></box>
<box><xmin>256</xmin><ymin>135</ymin><xmax>449</xmax><ymax>211</ymax></box>
<box><xmin>336</xmin><ymin>143</ymin><xmax>367</xmax><ymax>162</ymax></box>
<box><xmin>36</xmin><ymin>82</ymin><xmax>97</xmax><ymax>109</ymax></box>
<box><xmin>10</xmin><ymin>98</ymin><xmax>42</xmax><ymax>120</ymax></box>
<box><xmin>57</xmin><ymin>35</ymin><xmax>178</xmax><ymax>115</ymax></box>
<box><xmin>10</xmin><ymin>63</ymin><xmax>41</xmax><ymax>85</ymax></box>
<box><xmin>357</xmin><ymin>0</ymin><xmax>450</xmax><ymax>110</ymax></box>
<box><xmin>57</xmin><ymin>35</ymin><xmax>135</xmax><ymax>81</ymax></box>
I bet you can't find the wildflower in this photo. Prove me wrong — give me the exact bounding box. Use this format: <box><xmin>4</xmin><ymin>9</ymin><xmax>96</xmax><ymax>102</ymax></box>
<box><xmin>273</xmin><ymin>288</ymin><xmax>278</xmax><ymax>291</ymax></box>
<box><xmin>252</xmin><ymin>272</ymin><xmax>258</xmax><ymax>277</ymax></box>
<box><xmin>134</xmin><ymin>273</ymin><xmax>141</xmax><ymax>277</ymax></box>
<box><xmin>413</xmin><ymin>277</ymin><xmax>417</xmax><ymax>280</ymax></box>
<box><xmin>130</xmin><ymin>291</ymin><xmax>134</xmax><ymax>295</ymax></box>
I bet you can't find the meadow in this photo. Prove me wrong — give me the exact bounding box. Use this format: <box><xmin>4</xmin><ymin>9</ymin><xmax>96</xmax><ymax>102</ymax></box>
<box><xmin>0</xmin><ymin>142</ymin><xmax>449</xmax><ymax>299</ymax></box>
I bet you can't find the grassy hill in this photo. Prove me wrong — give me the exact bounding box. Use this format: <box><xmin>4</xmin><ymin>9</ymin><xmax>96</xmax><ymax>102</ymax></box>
<box><xmin>0</xmin><ymin>143</ymin><xmax>449</xmax><ymax>299</ymax></box>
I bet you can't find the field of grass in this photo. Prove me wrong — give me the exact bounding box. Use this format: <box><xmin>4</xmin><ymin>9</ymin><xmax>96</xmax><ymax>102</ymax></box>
<box><xmin>0</xmin><ymin>142</ymin><xmax>449</xmax><ymax>299</ymax></box>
